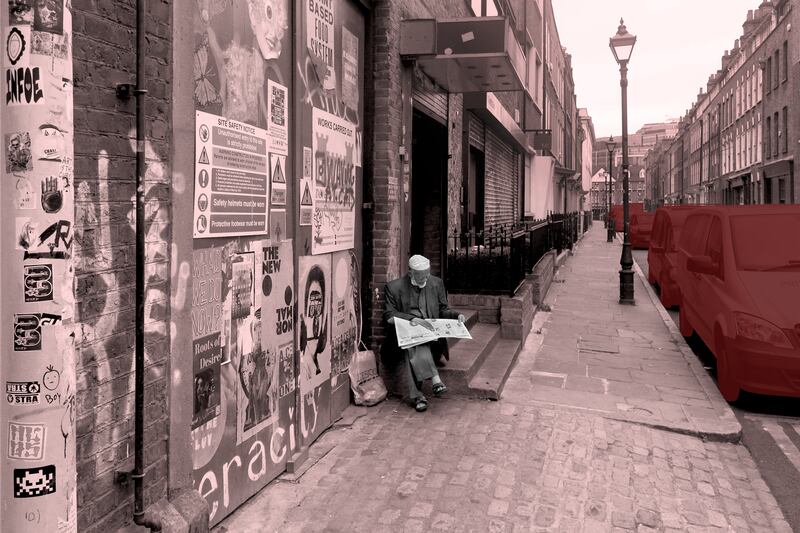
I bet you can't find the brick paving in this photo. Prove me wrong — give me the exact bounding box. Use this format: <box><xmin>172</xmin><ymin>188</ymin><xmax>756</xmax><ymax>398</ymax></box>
<box><xmin>215</xmin><ymin>225</ymin><xmax>789</xmax><ymax>532</ymax></box>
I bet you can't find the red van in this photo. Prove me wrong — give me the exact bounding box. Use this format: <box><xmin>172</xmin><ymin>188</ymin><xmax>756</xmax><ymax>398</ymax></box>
<box><xmin>647</xmin><ymin>206</ymin><xmax>700</xmax><ymax>308</ymax></box>
<box><xmin>610</xmin><ymin>203</ymin><xmax>645</xmax><ymax>232</ymax></box>
<box><xmin>676</xmin><ymin>205</ymin><xmax>800</xmax><ymax>401</ymax></box>
<box><xmin>630</xmin><ymin>212</ymin><xmax>655</xmax><ymax>249</ymax></box>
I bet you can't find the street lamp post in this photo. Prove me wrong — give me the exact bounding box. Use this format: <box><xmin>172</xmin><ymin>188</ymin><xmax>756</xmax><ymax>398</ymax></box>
<box><xmin>606</xmin><ymin>136</ymin><xmax>616</xmax><ymax>242</ymax></box>
<box><xmin>610</xmin><ymin>18</ymin><xmax>636</xmax><ymax>305</ymax></box>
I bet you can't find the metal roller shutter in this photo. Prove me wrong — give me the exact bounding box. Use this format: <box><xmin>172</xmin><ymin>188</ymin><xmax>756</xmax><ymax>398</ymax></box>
<box><xmin>484</xmin><ymin>129</ymin><xmax>520</xmax><ymax>227</ymax></box>
<box><xmin>468</xmin><ymin>113</ymin><xmax>485</xmax><ymax>151</ymax></box>
<box><xmin>413</xmin><ymin>86</ymin><xmax>447</xmax><ymax>125</ymax></box>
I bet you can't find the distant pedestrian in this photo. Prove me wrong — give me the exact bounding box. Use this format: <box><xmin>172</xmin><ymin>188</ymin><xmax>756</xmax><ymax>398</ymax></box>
<box><xmin>382</xmin><ymin>255</ymin><xmax>465</xmax><ymax>412</ymax></box>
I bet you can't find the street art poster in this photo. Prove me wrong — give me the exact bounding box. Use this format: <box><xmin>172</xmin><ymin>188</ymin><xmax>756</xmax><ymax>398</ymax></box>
<box><xmin>341</xmin><ymin>26</ymin><xmax>359</xmax><ymax>111</ymax></box>
<box><xmin>224</xmin><ymin>251</ymin><xmax>257</xmax><ymax>367</ymax></box>
<box><xmin>32</xmin><ymin>0</ymin><xmax>64</xmax><ymax>34</ymax></box>
<box><xmin>235</xmin><ymin>240</ymin><xmax>293</xmax><ymax>443</ymax></box>
<box><xmin>194</xmin><ymin>110</ymin><xmax>270</xmax><ymax>238</ymax></box>
<box><xmin>311</xmin><ymin>108</ymin><xmax>357</xmax><ymax>254</ymax></box>
<box><xmin>191</xmin><ymin>247</ymin><xmax>224</xmax><ymax>340</ymax></box>
<box><xmin>330</xmin><ymin>250</ymin><xmax>359</xmax><ymax>386</ymax></box>
<box><xmin>6</xmin><ymin>131</ymin><xmax>34</xmax><ymax>172</ymax></box>
<box><xmin>267</xmin><ymin>79</ymin><xmax>288</xmax><ymax>156</ymax></box>
<box><xmin>298</xmin><ymin>255</ymin><xmax>331</xmax><ymax>393</ymax></box>
<box><xmin>191</xmin><ymin>247</ymin><xmax>224</xmax><ymax>431</ymax></box>
<box><xmin>193</xmin><ymin>333</ymin><xmax>222</xmax><ymax>429</ymax></box>
<box><xmin>306</xmin><ymin>0</ymin><xmax>335</xmax><ymax>90</ymax></box>
<box><xmin>193</xmin><ymin>0</ymin><xmax>289</xmax><ymax>128</ymax></box>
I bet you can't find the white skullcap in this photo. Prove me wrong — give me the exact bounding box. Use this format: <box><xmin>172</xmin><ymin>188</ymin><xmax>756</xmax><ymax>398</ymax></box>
<box><xmin>408</xmin><ymin>255</ymin><xmax>430</xmax><ymax>271</ymax></box>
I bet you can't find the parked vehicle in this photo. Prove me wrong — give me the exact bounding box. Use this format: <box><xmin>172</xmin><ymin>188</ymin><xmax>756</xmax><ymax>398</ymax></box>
<box><xmin>647</xmin><ymin>206</ymin><xmax>700</xmax><ymax>308</ymax></box>
<box><xmin>675</xmin><ymin>205</ymin><xmax>800</xmax><ymax>402</ymax></box>
<box><xmin>610</xmin><ymin>203</ymin><xmax>645</xmax><ymax>232</ymax></box>
<box><xmin>630</xmin><ymin>212</ymin><xmax>655</xmax><ymax>249</ymax></box>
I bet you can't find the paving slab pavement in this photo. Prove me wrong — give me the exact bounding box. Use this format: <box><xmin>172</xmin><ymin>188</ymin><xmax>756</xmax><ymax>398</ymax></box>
<box><xmin>504</xmin><ymin>224</ymin><xmax>741</xmax><ymax>442</ymax></box>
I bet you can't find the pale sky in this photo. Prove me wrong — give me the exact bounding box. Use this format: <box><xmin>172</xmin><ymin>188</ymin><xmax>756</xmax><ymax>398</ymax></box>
<box><xmin>551</xmin><ymin>0</ymin><xmax>763</xmax><ymax>138</ymax></box>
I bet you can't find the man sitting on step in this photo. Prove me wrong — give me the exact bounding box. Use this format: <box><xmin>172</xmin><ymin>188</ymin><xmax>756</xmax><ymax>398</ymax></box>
<box><xmin>381</xmin><ymin>254</ymin><xmax>465</xmax><ymax>412</ymax></box>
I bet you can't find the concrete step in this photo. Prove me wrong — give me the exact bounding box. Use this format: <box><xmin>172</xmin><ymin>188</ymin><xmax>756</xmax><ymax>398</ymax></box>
<box><xmin>438</xmin><ymin>323</ymin><xmax>501</xmax><ymax>391</ymax></box>
<box><xmin>466</xmin><ymin>339</ymin><xmax>523</xmax><ymax>400</ymax></box>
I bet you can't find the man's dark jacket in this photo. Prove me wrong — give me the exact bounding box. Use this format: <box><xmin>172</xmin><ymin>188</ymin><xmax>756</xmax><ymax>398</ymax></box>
<box><xmin>380</xmin><ymin>274</ymin><xmax>459</xmax><ymax>365</ymax></box>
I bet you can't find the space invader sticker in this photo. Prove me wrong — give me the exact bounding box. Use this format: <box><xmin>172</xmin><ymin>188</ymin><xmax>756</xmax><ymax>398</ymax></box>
<box><xmin>8</xmin><ymin>422</ymin><xmax>46</xmax><ymax>460</ymax></box>
<box><xmin>14</xmin><ymin>464</ymin><xmax>56</xmax><ymax>498</ymax></box>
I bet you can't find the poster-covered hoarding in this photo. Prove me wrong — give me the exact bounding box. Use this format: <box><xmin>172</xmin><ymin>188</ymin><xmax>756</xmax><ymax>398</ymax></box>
<box><xmin>1</xmin><ymin>2</ymin><xmax>77</xmax><ymax>531</ymax></box>
<box><xmin>190</xmin><ymin>238</ymin><xmax>296</xmax><ymax>526</ymax></box>
<box><xmin>188</xmin><ymin>0</ymin><xmax>297</xmax><ymax>526</ymax></box>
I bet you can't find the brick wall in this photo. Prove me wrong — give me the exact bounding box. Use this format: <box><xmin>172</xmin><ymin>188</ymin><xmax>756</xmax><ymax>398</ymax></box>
<box><xmin>71</xmin><ymin>2</ymin><xmax>172</xmax><ymax>531</ymax></box>
<box><xmin>368</xmin><ymin>0</ymin><xmax>471</xmax><ymax>351</ymax></box>
<box><xmin>368</xmin><ymin>0</ymin><xmax>405</xmax><ymax>350</ymax></box>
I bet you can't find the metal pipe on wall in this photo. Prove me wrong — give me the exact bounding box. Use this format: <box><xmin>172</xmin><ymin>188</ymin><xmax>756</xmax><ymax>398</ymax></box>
<box><xmin>133</xmin><ymin>0</ymin><xmax>161</xmax><ymax>530</ymax></box>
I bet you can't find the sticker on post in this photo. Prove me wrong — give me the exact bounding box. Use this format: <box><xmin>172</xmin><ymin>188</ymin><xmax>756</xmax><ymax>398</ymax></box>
<box><xmin>13</xmin><ymin>465</ymin><xmax>56</xmax><ymax>498</ymax></box>
<box><xmin>8</xmin><ymin>422</ymin><xmax>46</xmax><ymax>460</ymax></box>
<box><xmin>23</xmin><ymin>264</ymin><xmax>53</xmax><ymax>302</ymax></box>
<box><xmin>6</xmin><ymin>381</ymin><xmax>41</xmax><ymax>405</ymax></box>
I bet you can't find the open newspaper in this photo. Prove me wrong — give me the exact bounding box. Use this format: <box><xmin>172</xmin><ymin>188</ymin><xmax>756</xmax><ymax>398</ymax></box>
<box><xmin>394</xmin><ymin>317</ymin><xmax>472</xmax><ymax>350</ymax></box>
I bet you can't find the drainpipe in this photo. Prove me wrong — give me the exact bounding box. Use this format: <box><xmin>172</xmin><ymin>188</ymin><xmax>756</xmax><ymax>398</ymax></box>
<box><xmin>133</xmin><ymin>0</ymin><xmax>161</xmax><ymax>530</ymax></box>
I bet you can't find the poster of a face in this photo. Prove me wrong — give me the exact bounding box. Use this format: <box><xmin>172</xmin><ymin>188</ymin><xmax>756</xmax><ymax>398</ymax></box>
<box><xmin>33</xmin><ymin>0</ymin><xmax>63</xmax><ymax>34</ymax></box>
<box><xmin>298</xmin><ymin>255</ymin><xmax>331</xmax><ymax>393</ymax></box>
<box><xmin>9</xmin><ymin>0</ymin><xmax>34</xmax><ymax>24</ymax></box>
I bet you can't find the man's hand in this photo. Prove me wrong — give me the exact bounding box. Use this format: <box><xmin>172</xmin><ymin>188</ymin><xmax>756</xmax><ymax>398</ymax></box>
<box><xmin>457</xmin><ymin>314</ymin><xmax>466</xmax><ymax>324</ymax></box>
<box><xmin>410</xmin><ymin>317</ymin><xmax>434</xmax><ymax>331</ymax></box>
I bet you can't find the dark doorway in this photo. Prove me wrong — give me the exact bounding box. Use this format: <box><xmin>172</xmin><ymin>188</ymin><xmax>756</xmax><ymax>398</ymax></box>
<box><xmin>411</xmin><ymin>109</ymin><xmax>448</xmax><ymax>275</ymax></box>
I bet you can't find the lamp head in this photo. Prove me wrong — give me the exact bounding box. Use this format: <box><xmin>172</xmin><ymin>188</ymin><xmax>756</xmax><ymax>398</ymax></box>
<box><xmin>607</xmin><ymin>135</ymin><xmax>617</xmax><ymax>154</ymax></box>
<box><xmin>609</xmin><ymin>18</ymin><xmax>636</xmax><ymax>64</ymax></box>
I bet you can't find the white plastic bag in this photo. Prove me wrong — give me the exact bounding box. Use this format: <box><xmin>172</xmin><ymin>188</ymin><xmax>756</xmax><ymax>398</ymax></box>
<box><xmin>349</xmin><ymin>345</ymin><xmax>387</xmax><ymax>406</ymax></box>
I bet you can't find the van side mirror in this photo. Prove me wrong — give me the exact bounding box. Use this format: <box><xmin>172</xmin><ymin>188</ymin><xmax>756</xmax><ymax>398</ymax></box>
<box><xmin>687</xmin><ymin>255</ymin><xmax>719</xmax><ymax>276</ymax></box>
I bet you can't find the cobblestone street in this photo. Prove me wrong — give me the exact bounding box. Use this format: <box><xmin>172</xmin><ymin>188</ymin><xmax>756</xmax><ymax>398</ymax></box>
<box><xmin>215</xmin><ymin>398</ymin><xmax>791</xmax><ymax>532</ymax></box>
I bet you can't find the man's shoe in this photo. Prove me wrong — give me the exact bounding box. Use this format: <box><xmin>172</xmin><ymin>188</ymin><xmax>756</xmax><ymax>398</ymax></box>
<box><xmin>415</xmin><ymin>399</ymin><xmax>428</xmax><ymax>412</ymax></box>
<box><xmin>432</xmin><ymin>383</ymin><xmax>447</xmax><ymax>396</ymax></box>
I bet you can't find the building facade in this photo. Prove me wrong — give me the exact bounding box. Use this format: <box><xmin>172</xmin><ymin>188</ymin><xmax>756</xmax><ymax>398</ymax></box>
<box><xmin>0</xmin><ymin>0</ymin><xmax>590</xmax><ymax>531</ymax></box>
<box><xmin>645</xmin><ymin>0</ymin><xmax>798</xmax><ymax>207</ymax></box>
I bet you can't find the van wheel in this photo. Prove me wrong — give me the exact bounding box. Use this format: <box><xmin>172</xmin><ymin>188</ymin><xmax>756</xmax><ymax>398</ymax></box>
<box><xmin>715</xmin><ymin>330</ymin><xmax>740</xmax><ymax>402</ymax></box>
<box><xmin>679</xmin><ymin>308</ymin><xmax>693</xmax><ymax>338</ymax></box>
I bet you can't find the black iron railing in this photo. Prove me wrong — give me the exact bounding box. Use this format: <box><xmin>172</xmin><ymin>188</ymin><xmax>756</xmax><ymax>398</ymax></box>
<box><xmin>446</xmin><ymin>213</ymin><xmax>582</xmax><ymax>295</ymax></box>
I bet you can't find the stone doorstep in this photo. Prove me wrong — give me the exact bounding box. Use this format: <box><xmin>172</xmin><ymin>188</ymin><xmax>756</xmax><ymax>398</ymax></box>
<box><xmin>465</xmin><ymin>338</ymin><xmax>523</xmax><ymax>400</ymax></box>
<box><xmin>438</xmin><ymin>323</ymin><xmax>502</xmax><ymax>391</ymax></box>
